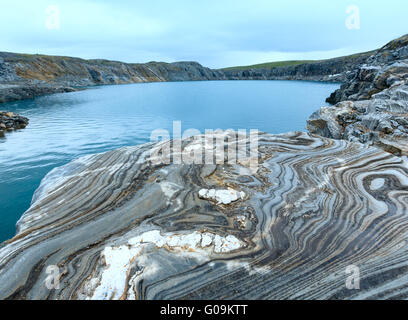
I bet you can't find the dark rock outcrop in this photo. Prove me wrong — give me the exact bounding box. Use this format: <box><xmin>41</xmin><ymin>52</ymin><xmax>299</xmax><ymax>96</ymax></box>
<box><xmin>0</xmin><ymin>83</ymin><xmax>77</xmax><ymax>104</ymax></box>
<box><xmin>0</xmin><ymin>111</ymin><xmax>29</xmax><ymax>136</ymax></box>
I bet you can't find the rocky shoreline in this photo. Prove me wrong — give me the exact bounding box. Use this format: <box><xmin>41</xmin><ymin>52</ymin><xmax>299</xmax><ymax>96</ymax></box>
<box><xmin>308</xmin><ymin>34</ymin><xmax>408</xmax><ymax>156</ymax></box>
<box><xmin>0</xmin><ymin>83</ymin><xmax>77</xmax><ymax>104</ymax></box>
<box><xmin>0</xmin><ymin>54</ymin><xmax>226</xmax><ymax>103</ymax></box>
<box><xmin>0</xmin><ymin>111</ymin><xmax>29</xmax><ymax>137</ymax></box>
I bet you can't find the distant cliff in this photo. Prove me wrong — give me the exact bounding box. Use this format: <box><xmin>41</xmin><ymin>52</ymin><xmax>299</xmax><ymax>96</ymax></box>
<box><xmin>220</xmin><ymin>51</ymin><xmax>374</xmax><ymax>82</ymax></box>
<box><xmin>0</xmin><ymin>53</ymin><xmax>227</xmax><ymax>102</ymax></box>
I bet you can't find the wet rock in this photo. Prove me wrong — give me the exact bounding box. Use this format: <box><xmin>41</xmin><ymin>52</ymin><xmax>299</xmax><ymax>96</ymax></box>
<box><xmin>0</xmin><ymin>111</ymin><xmax>29</xmax><ymax>135</ymax></box>
<box><xmin>0</xmin><ymin>83</ymin><xmax>78</xmax><ymax>103</ymax></box>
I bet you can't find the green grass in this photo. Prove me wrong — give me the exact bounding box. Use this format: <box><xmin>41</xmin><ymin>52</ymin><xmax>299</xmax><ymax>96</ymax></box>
<box><xmin>221</xmin><ymin>50</ymin><xmax>377</xmax><ymax>72</ymax></box>
<box><xmin>222</xmin><ymin>60</ymin><xmax>316</xmax><ymax>71</ymax></box>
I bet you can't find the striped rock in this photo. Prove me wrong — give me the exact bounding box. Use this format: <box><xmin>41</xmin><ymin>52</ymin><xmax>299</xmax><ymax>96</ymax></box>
<box><xmin>1</xmin><ymin>131</ymin><xmax>408</xmax><ymax>299</ymax></box>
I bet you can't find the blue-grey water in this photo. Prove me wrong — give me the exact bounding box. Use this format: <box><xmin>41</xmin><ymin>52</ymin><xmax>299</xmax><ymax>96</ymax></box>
<box><xmin>0</xmin><ymin>80</ymin><xmax>339</xmax><ymax>243</ymax></box>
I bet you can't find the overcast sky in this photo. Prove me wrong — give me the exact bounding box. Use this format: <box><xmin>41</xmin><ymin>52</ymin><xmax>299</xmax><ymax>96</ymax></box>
<box><xmin>1</xmin><ymin>0</ymin><xmax>407</xmax><ymax>68</ymax></box>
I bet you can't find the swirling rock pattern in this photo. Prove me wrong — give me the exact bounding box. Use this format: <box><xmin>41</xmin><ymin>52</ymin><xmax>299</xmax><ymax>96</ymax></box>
<box><xmin>1</xmin><ymin>131</ymin><xmax>408</xmax><ymax>299</ymax></box>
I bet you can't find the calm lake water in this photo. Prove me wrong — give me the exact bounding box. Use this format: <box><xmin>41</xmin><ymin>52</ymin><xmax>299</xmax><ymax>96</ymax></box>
<box><xmin>0</xmin><ymin>80</ymin><xmax>339</xmax><ymax>243</ymax></box>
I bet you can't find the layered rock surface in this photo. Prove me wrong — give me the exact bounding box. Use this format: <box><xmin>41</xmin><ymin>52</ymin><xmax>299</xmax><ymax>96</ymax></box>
<box><xmin>1</xmin><ymin>132</ymin><xmax>408</xmax><ymax>299</ymax></box>
<box><xmin>308</xmin><ymin>35</ymin><xmax>408</xmax><ymax>156</ymax></box>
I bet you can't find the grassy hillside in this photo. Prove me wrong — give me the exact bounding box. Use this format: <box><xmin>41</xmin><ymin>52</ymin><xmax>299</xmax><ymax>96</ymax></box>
<box><xmin>222</xmin><ymin>60</ymin><xmax>316</xmax><ymax>71</ymax></box>
<box><xmin>222</xmin><ymin>50</ymin><xmax>377</xmax><ymax>72</ymax></box>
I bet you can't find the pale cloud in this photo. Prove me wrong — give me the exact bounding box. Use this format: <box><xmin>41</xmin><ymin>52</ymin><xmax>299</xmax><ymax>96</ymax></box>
<box><xmin>1</xmin><ymin>0</ymin><xmax>407</xmax><ymax>68</ymax></box>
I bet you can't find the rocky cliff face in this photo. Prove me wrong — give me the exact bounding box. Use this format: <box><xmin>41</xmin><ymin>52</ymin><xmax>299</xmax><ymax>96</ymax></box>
<box><xmin>0</xmin><ymin>53</ymin><xmax>227</xmax><ymax>85</ymax></box>
<box><xmin>1</xmin><ymin>131</ymin><xmax>408</xmax><ymax>299</ymax></box>
<box><xmin>222</xmin><ymin>52</ymin><xmax>373</xmax><ymax>82</ymax></box>
<box><xmin>308</xmin><ymin>35</ymin><xmax>408</xmax><ymax>156</ymax></box>
<box><xmin>327</xmin><ymin>35</ymin><xmax>408</xmax><ymax>104</ymax></box>
<box><xmin>0</xmin><ymin>53</ymin><xmax>226</xmax><ymax>103</ymax></box>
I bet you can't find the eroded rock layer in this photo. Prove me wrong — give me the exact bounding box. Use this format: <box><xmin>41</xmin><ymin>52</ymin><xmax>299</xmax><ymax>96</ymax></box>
<box><xmin>308</xmin><ymin>35</ymin><xmax>408</xmax><ymax>156</ymax></box>
<box><xmin>1</xmin><ymin>132</ymin><xmax>408</xmax><ymax>299</ymax></box>
<box><xmin>307</xmin><ymin>36</ymin><xmax>408</xmax><ymax>156</ymax></box>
